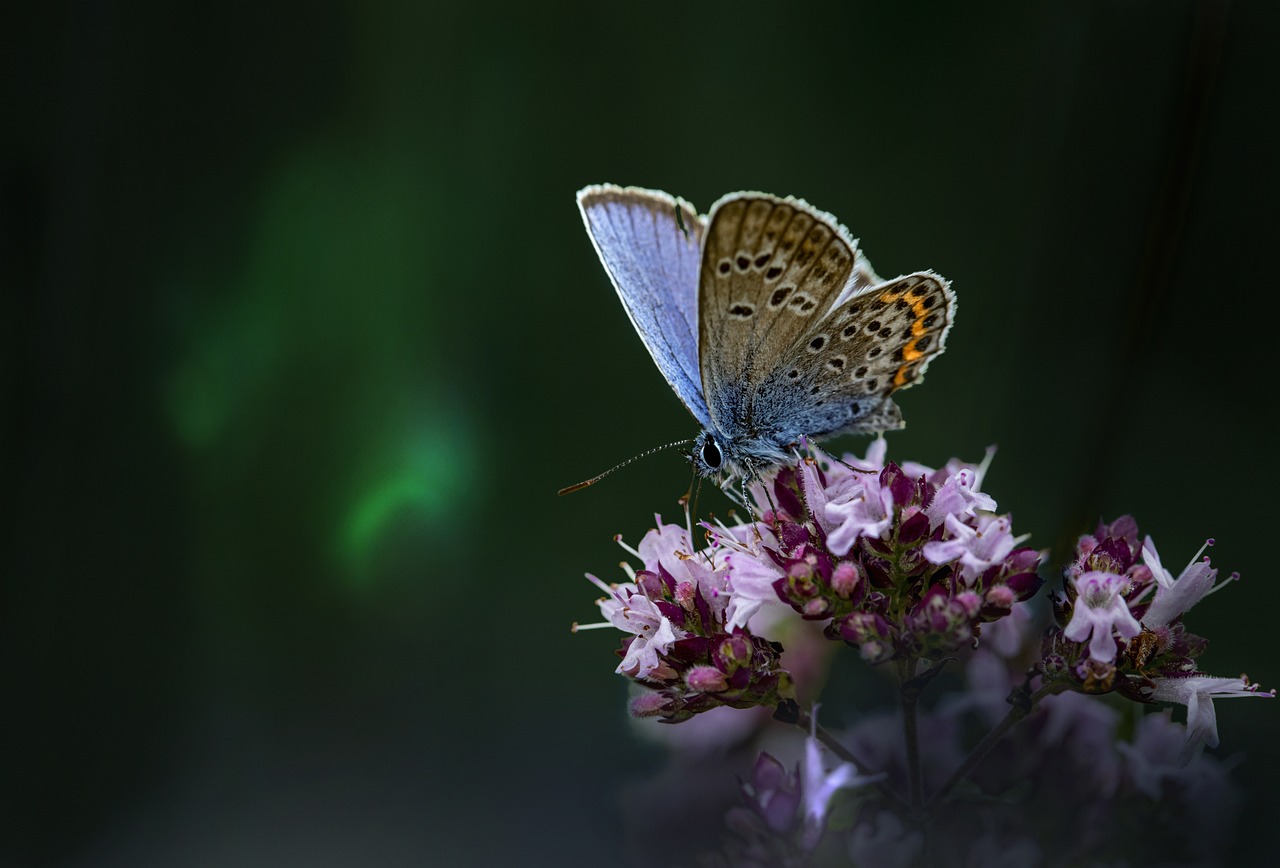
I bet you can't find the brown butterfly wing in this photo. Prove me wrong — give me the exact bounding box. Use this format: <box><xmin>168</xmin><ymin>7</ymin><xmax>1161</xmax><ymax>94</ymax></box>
<box><xmin>697</xmin><ymin>193</ymin><xmax>860</xmax><ymax>436</ymax></box>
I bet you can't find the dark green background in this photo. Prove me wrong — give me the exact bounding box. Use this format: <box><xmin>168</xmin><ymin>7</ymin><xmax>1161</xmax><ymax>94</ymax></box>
<box><xmin>5</xmin><ymin>1</ymin><xmax>1276</xmax><ymax>865</ymax></box>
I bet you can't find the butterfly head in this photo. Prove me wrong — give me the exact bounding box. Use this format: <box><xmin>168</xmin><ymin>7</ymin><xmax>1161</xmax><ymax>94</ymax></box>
<box><xmin>690</xmin><ymin>430</ymin><xmax>727</xmax><ymax>477</ymax></box>
<box><xmin>689</xmin><ymin>428</ymin><xmax>785</xmax><ymax>480</ymax></box>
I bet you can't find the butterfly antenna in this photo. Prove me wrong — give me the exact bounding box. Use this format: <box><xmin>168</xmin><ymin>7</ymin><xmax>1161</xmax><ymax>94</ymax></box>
<box><xmin>809</xmin><ymin>434</ymin><xmax>879</xmax><ymax>476</ymax></box>
<box><xmin>557</xmin><ymin>439</ymin><xmax>695</xmax><ymax>495</ymax></box>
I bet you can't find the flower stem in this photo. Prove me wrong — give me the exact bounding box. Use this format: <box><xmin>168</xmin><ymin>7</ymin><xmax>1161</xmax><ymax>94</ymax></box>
<box><xmin>924</xmin><ymin>680</ymin><xmax>1069</xmax><ymax>810</ymax></box>
<box><xmin>813</xmin><ymin>718</ymin><xmax>865</xmax><ymax>769</ymax></box>
<box><xmin>897</xmin><ymin>658</ymin><xmax>924</xmax><ymax>810</ymax></box>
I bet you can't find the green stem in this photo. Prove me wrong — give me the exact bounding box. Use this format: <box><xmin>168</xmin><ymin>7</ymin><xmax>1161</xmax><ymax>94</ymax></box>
<box><xmin>924</xmin><ymin>681</ymin><xmax>1070</xmax><ymax>810</ymax></box>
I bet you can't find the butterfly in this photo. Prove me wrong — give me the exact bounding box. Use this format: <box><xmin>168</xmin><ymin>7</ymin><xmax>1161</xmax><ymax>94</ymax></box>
<box><xmin>575</xmin><ymin>184</ymin><xmax>955</xmax><ymax>484</ymax></box>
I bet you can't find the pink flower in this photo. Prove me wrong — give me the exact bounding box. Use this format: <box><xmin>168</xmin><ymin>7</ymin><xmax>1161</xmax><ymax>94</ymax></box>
<box><xmin>589</xmin><ymin>573</ymin><xmax>683</xmax><ymax>678</ymax></box>
<box><xmin>922</xmin><ymin>513</ymin><xmax>1018</xmax><ymax>584</ymax></box>
<box><xmin>1063</xmin><ymin>571</ymin><xmax>1142</xmax><ymax>663</ymax></box>
<box><xmin>1150</xmin><ymin>674</ymin><xmax>1273</xmax><ymax>760</ymax></box>
<box><xmin>630</xmin><ymin>520</ymin><xmax>733</xmax><ymax>623</ymax></box>
<box><xmin>1140</xmin><ymin>536</ymin><xmax>1225</xmax><ymax>628</ymax></box>
<box><xmin>923</xmin><ymin>464</ymin><xmax>997</xmax><ymax>531</ymax></box>
<box><xmin>825</xmin><ymin>471</ymin><xmax>894</xmax><ymax>555</ymax></box>
<box><xmin>716</xmin><ymin>526</ymin><xmax>787</xmax><ymax>631</ymax></box>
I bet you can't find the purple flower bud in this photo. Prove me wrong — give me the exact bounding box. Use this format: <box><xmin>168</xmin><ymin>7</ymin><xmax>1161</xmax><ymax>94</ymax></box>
<box><xmin>1004</xmin><ymin>570</ymin><xmax>1044</xmax><ymax>600</ymax></box>
<box><xmin>686</xmin><ymin>665</ymin><xmax>730</xmax><ymax>693</ymax></box>
<box><xmin>1128</xmin><ymin>563</ymin><xmax>1153</xmax><ymax>585</ymax></box>
<box><xmin>803</xmin><ymin>598</ymin><xmax>832</xmax><ymax>618</ymax></box>
<box><xmin>833</xmin><ymin>611</ymin><xmax>894</xmax><ymax>662</ymax></box>
<box><xmin>788</xmin><ymin>561</ymin><xmax>813</xmax><ymax>580</ymax></box>
<box><xmin>859</xmin><ymin>639</ymin><xmax>893</xmax><ymax>664</ymax></box>
<box><xmin>715</xmin><ymin>633</ymin><xmax>754</xmax><ymax>671</ymax></box>
<box><xmin>629</xmin><ymin>693</ymin><xmax>670</xmax><ymax>718</ymax></box>
<box><xmin>956</xmin><ymin>591</ymin><xmax>982</xmax><ymax>618</ymax></box>
<box><xmin>831</xmin><ymin>562</ymin><xmax>861</xmax><ymax>598</ymax></box>
<box><xmin>674</xmin><ymin>580</ymin><xmax>696</xmax><ymax>610</ymax></box>
<box><xmin>883</xmin><ymin>462</ymin><xmax>918</xmax><ymax>506</ymax></box>
<box><xmin>1050</xmin><ymin>590</ymin><xmax>1072</xmax><ymax>625</ymax></box>
<box><xmin>1005</xmin><ymin>548</ymin><xmax>1041</xmax><ymax>573</ymax></box>
<box><xmin>984</xmin><ymin>585</ymin><xmax>1015</xmax><ymax>609</ymax></box>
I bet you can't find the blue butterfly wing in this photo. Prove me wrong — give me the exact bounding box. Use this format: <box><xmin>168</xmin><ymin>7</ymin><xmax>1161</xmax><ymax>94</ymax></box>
<box><xmin>577</xmin><ymin>185</ymin><xmax>711</xmax><ymax>426</ymax></box>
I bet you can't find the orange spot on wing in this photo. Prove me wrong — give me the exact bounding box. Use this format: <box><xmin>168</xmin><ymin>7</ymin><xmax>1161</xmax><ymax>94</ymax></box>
<box><xmin>908</xmin><ymin>298</ymin><xmax>936</xmax><ymax>337</ymax></box>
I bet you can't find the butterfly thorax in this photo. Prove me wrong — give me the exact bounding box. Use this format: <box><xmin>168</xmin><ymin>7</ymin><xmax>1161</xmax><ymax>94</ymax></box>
<box><xmin>690</xmin><ymin>389</ymin><xmax>904</xmax><ymax>480</ymax></box>
<box><xmin>689</xmin><ymin>376</ymin><xmax>816</xmax><ymax>478</ymax></box>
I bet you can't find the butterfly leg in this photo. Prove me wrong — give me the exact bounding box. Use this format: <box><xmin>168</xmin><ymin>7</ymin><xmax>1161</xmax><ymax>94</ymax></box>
<box><xmin>739</xmin><ymin>475</ymin><xmax>755</xmax><ymax>524</ymax></box>
<box><xmin>741</xmin><ymin>461</ymin><xmax>789</xmax><ymax>550</ymax></box>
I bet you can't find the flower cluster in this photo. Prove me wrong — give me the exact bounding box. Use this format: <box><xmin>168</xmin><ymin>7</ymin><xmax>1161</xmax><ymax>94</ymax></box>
<box><xmin>582</xmin><ymin>440</ymin><xmax>1046</xmax><ymax>723</ymax></box>
<box><xmin>583</xmin><ymin>520</ymin><xmax>791</xmax><ymax>723</ymax></box>
<box><xmin>1043</xmin><ymin>515</ymin><xmax>1271</xmax><ymax>756</ymax></box>
<box><xmin>752</xmin><ymin>441</ymin><xmax>1041</xmax><ymax>663</ymax></box>
<box><xmin>576</xmin><ymin>443</ymin><xmax>1272</xmax><ymax>863</ymax></box>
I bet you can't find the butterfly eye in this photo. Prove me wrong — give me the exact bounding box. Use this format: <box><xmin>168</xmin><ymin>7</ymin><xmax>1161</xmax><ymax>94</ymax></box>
<box><xmin>701</xmin><ymin>439</ymin><xmax>723</xmax><ymax>470</ymax></box>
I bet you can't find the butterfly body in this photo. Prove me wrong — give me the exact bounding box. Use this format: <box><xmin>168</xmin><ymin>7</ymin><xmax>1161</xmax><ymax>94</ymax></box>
<box><xmin>578</xmin><ymin>185</ymin><xmax>955</xmax><ymax>482</ymax></box>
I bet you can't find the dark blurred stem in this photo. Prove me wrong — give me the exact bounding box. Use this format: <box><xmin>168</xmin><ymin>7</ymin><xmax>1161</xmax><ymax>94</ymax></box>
<box><xmin>924</xmin><ymin>681</ymin><xmax>1070</xmax><ymax>810</ymax></box>
<box><xmin>1064</xmin><ymin>0</ymin><xmax>1231</xmax><ymax>545</ymax></box>
<box><xmin>810</xmin><ymin>717</ymin><xmax>864</xmax><ymax>768</ymax></box>
<box><xmin>898</xmin><ymin>658</ymin><xmax>924</xmax><ymax>810</ymax></box>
